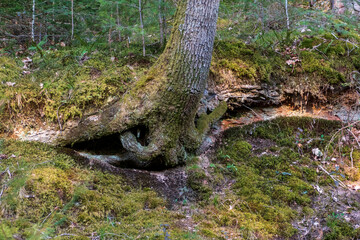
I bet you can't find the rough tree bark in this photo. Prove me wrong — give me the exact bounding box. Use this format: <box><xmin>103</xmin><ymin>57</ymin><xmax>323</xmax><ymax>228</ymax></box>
<box><xmin>56</xmin><ymin>0</ymin><xmax>225</xmax><ymax>168</ymax></box>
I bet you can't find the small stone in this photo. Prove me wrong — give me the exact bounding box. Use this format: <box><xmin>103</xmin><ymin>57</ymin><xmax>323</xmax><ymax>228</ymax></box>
<box><xmin>312</xmin><ymin>148</ymin><xmax>323</xmax><ymax>158</ymax></box>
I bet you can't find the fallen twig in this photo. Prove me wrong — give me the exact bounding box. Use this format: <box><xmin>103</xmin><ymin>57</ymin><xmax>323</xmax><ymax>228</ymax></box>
<box><xmin>242</xmin><ymin>104</ymin><xmax>264</xmax><ymax>120</ymax></box>
<box><xmin>50</xmin><ymin>233</ymin><xmax>80</xmax><ymax>239</ymax></box>
<box><xmin>0</xmin><ymin>186</ymin><xmax>4</xmax><ymax>201</ymax></box>
<box><xmin>318</xmin><ymin>165</ymin><xmax>347</xmax><ymax>188</ymax></box>
<box><xmin>56</xmin><ymin>102</ymin><xmax>66</xmax><ymax>131</ymax></box>
<box><xmin>323</xmin><ymin>120</ymin><xmax>360</xmax><ymax>161</ymax></box>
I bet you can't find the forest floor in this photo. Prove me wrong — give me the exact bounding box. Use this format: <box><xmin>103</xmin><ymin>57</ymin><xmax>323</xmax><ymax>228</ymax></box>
<box><xmin>1</xmin><ymin>111</ymin><xmax>360</xmax><ymax>239</ymax></box>
<box><xmin>1</xmin><ymin>30</ymin><xmax>360</xmax><ymax>239</ymax></box>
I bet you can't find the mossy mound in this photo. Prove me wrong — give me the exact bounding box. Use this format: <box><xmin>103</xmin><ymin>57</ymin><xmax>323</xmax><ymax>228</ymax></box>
<box><xmin>0</xmin><ymin>116</ymin><xmax>359</xmax><ymax>239</ymax></box>
<box><xmin>211</xmin><ymin>36</ymin><xmax>360</xmax><ymax>91</ymax></box>
<box><xmin>0</xmin><ymin>140</ymin><xmax>187</xmax><ymax>239</ymax></box>
<box><xmin>0</xmin><ymin>49</ymin><xmax>136</xmax><ymax>128</ymax></box>
<box><xmin>212</xmin><ymin>40</ymin><xmax>274</xmax><ymax>83</ymax></box>
<box><xmin>188</xmin><ymin>117</ymin><xmax>360</xmax><ymax>239</ymax></box>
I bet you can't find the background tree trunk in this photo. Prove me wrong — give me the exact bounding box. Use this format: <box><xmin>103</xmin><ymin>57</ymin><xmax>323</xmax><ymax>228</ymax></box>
<box><xmin>285</xmin><ymin>0</ymin><xmax>290</xmax><ymax>30</ymax></box>
<box><xmin>330</xmin><ymin>0</ymin><xmax>335</xmax><ymax>10</ymax></box>
<box><xmin>56</xmin><ymin>0</ymin><xmax>224</xmax><ymax>168</ymax></box>
<box><xmin>139</xmin><ymin>0</ymin><xmax>146</xmax><ymax>56</ymax></box>
<box><xmin>116</xmin><ymin>3</ymin><xmax>121</xmax><ymax>42</ymax></box>
<box><xmin>71</xmin><ymin>0</ymin><xmax>74</xmax><ymax>40</ymax></box>
<box><xmin>31</xmin><ymin>0</ymin><xmax>36</xmax><ymax>41</ymax></box>
<box><xmin>158</xmin><ymin>0</ymin><xmax>166</xmax><ymax>48</ymax></box>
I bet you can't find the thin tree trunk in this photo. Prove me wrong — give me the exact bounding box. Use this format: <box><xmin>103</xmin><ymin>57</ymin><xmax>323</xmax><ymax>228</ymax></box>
<box><xmin>158</xmin><ymin>0</ymin><xmax>165</xmax><ymax>47</ymax></box>
<box><xmin>116</xmin><ymin>3</ymin><xmax>121</xmax><ymax>42</ymax></box>
<box><xmin>31</xmin><ymin>0</ymin><xmax>36</xmax><ymax>41</ymax></box>
<box><xmin>71</xmin><ymin>0</ymin><xmax>74</xmax><ymax>40</ymax></box>
<box><xmin>330</xmin><ymin>0</ymin><xmax>335</xmax><ymax>10</ymax></box>
<box><xmin>309</xmin><ymin>0</ymin><xmax>314</xmax><ymax>7</ymax></box>
<box><xmin>53</xmin><ymin>0</ymin><xmax>55</xmax><ymax>42</ymax></box>
<box><xmin>285</xmin><ymin>0</ymin><xmax>290</xmax><ymax>30</ymax></box>
<box><xmin>108</xmin><ymin>9</ymin><xmax>112</xmax><ymax>49</ymax></box>
<box><xmin>139</xmin><ymin>0</ymin><xmax>146</xmax><ymax>56</ymax></box>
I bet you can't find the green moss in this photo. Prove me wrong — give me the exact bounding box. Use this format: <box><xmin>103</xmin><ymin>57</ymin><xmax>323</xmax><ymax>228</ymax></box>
<box><xmin>0</xmin><ymin>139</ymin><xmax>187</xmax><ymax>239</ymax></box>
<box><xmin>26</xmin><ymin>167</ymin><xmax>74</xmax><ymax>203</ymax></box>
<box><xmin>300</xmin><ymin>51</ymin><xmax>345</xmax><ymax>84</ymax></box>
<box><xmin>214</xmin><ymin>40</ymin><xmax>254</xmax><ymax>59</ymax></box>
<box><xmin>0</xmin><ymin>56</ymin><xmax>21</xmax><ymax>83</ymax></box>
<box><xmin>303</xmin><ymin>206</ymin><xmax>314</xmax><ymax>216</ymax></box>
<box><xmin>218</xmin><ymin>59</ymin><xmax>257</xmax><ymax>80</ymax></box>
<box><xmin>225</xmin><ymin>140</ymin><xmax>252</xmax><ymax>161</ymax></box>
<box><xmin>200</xmin><ymin>117</ymin><xmax>347</xmax><ymax>238</ymax></box>
<box><xmin>196</xmin><ymin>101</ymin><xmax>227</xmax><ymax>135</ymax></box>
<box><xmin>353</xmin><ymin>56</ymin><xmax>360</xmax><ymax>70</ymax></box>
<box><xmin>0</xmin><ymin>49</ymin><xmax>135</xmax><ymax>125</ymax></box>
<box><xmin>0</xmin><ymin>221</ymin><xmax>19</xmax><ymax>239</ymax></box>
<box><xmin>187</xmin><ymin>168</ymin><xmax>211</xmax><ymax>200</ymax></box>
<box><xmin>300</xmin><ymin>37</ymin><xmax>323</xmax><ymax>48</ymax></box>
<box><xmin>324</xmin><ymin>214</ymin><xmax>360</xmax><ymax>240</ymax></box>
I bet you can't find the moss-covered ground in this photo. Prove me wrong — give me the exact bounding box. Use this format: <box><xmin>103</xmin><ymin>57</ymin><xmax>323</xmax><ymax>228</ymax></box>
<box><xmin>0</xmin><ymin>140</ymin><xmax>189</xmax><ymax>239</ymax></box>
<box><xmin>186</xmin><ymin>117</ymin><xmax>360</xmax><ymax>239</ymax></box>
<box><xmin>0</xmin><ymin>48</ymin><xmax>141</xmax><ymax>134</ymax></box>
<box><xmin>211</xmin><ymin>35</ymin><xmax>360</xmax><ymax>90</ymax></box>
<box><xmin>1</xmin><ymin>117</ymin><xmax>359</xmax><ymax>239</ymax></box>
<box><xmin>1</xmin><ymin>31</ymin><xmax>359</xmax><ymax>134</ymax></box>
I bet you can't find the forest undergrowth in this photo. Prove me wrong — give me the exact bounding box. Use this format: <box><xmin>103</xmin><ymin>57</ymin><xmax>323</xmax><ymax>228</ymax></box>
<box><xmin>0</xmin><ymin>117</ymin><xmax>360</xmax><ymax>239</ymax></box>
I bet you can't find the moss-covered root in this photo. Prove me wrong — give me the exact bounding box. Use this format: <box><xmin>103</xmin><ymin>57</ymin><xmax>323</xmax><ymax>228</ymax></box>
<box><xmin>197</xmin><ymin>101</ymin><xmax>228</xmax><ymax>135</ymax></box>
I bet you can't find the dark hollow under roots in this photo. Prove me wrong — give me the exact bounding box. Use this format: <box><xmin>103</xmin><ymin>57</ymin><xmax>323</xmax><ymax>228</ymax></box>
<box><xmin>68</xmin><ymin>126</ymin><xmax>178</xmax><ymax>171</ymax></box>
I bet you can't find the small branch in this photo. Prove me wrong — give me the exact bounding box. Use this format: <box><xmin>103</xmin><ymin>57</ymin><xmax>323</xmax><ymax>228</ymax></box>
<box><xmin>104</xmin><ymin>233</ymin><xmax>131</xmax><ymax>238</ymax></box>
<box><xmin>50</xmin><ymin>233</ymin><xmax>79</xmax><ymax>239</ymax></box>
<box><xmin>323</xmin><ymin>120</ymin><xmax>360</xmax><ymax>161</ymax></box>
<box><xmin>0</xmin><ymin>186</ymin><xmax>5</xmax><ymax>201</ymax></box>
<box><xmin>318</xmin><ymin>165</ymin><xmax>347</xmax><ymax>188</ymax></box>
<box><xmin>41</xmin><ymin>207</ymin><xmax>58</xmax><ymax>226</ymax></box>
<box><xmin>57</xmin><ymin>102</ymin><xmax>66</xmax><ymax>131</ymax></box>
<box><xmin>347</xmin><ymin>129</ymin><xmax>360</xmax><ymax>148</ymax></box>
<box><xmin>5</xmin><ymin>168</ymin><xmax>12</xmax><ymax>179</ymax></box>
<box><xmin>243</xmin><ymin>104</ymin><xmax>263</xmax><ymax>120</ymax></box>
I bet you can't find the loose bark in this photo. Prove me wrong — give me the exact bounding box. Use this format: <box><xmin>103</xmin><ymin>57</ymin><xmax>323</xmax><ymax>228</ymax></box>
<box><xmin>56</xmin><ymin>0</ymin><xmax>224</xmax><ymax>168</ymax></box>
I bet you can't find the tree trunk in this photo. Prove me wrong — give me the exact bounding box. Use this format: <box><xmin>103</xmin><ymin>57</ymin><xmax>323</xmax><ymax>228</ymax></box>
<box><xmin>71</xmin><ymin>0</ymin><xmax>74</xmax><ymax>40</ymax></box>
<box><xmin>55</xmin><ymin>0</ymin><xmax>225</xmax><ymax>168</ymax></box>
<box><xmin>158</xmin><ymin>0</ymin><xmax>166</xmax><ymax>48</ymax></box>
<box><xmin>139</xmin><ymin>0</ymin><xmax>146</xmax><ymax>57</ymax></box>
<box><xmin>309</xmin><ymin>0</ymin><xmax>314</xmax><ymax>8</ymax></box>
<box><xmin>116</xmin><ymin>3</ymin><xmax>121</xmax><ymax>42</ymax></box>
<box><xmin>31</xmin><ymin>0</ymin><xmax>36</xmax><ymax>41</ymax></box>
<box><xmin>53</xmin><ymin>0</ymin><xmax>55</xmax><ymax>42</ymax></box>
<box><xmin>285</xmin><ymin>0</ymin><xmax>290</xmax><ymax>30</ymax></box>
<box><xmin>330</xmin><ymin>0</ymin><xmax>335</xmax><ymax>10</ymax></box>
